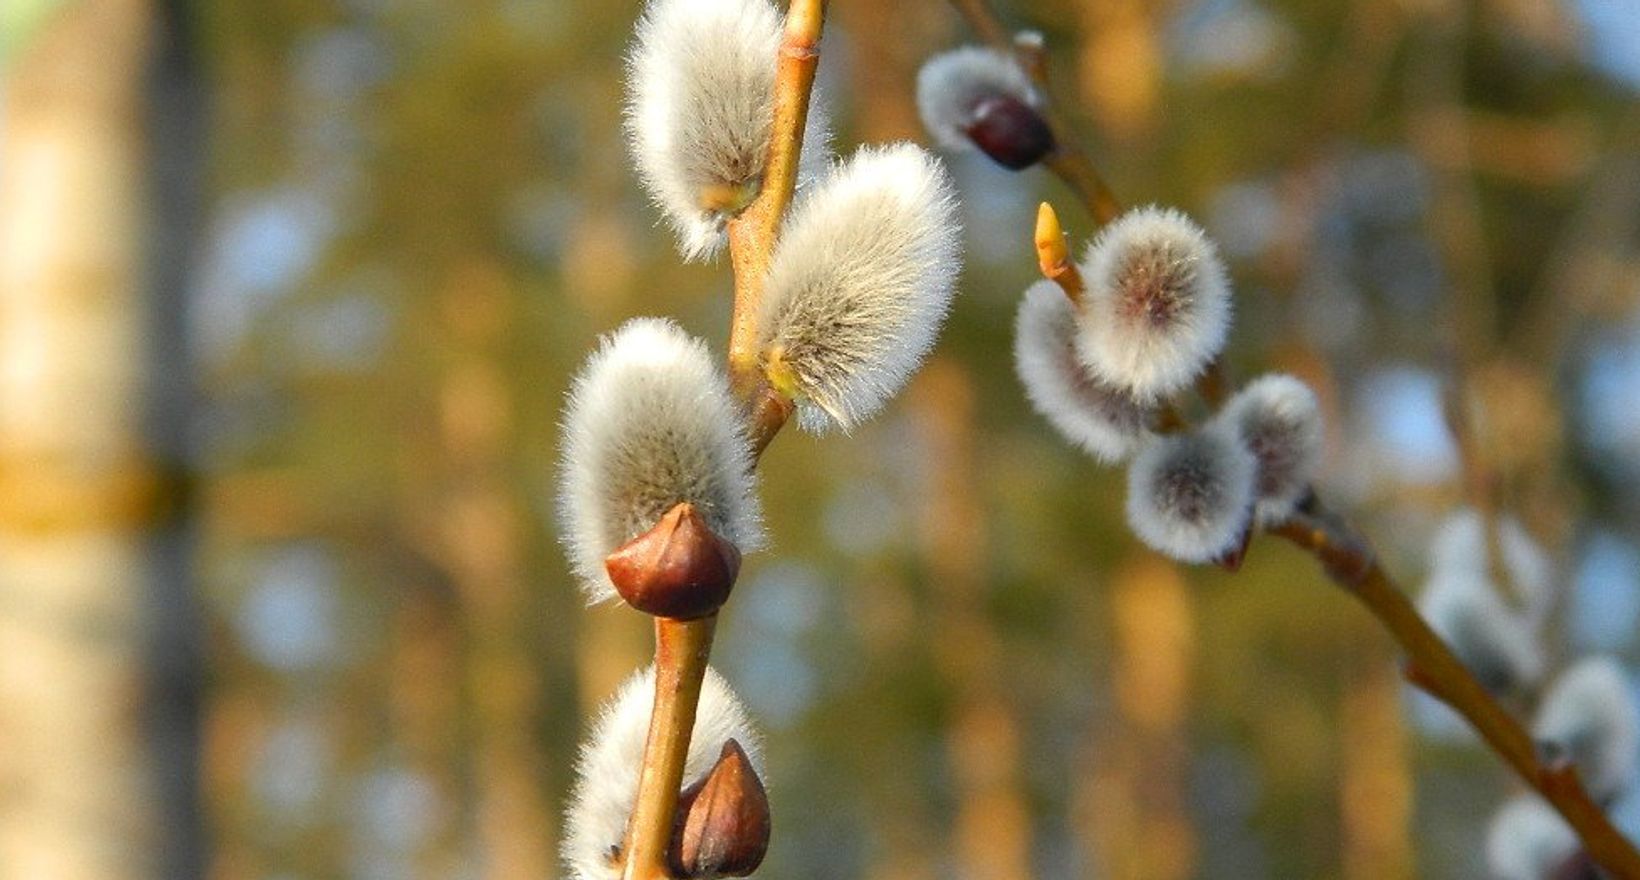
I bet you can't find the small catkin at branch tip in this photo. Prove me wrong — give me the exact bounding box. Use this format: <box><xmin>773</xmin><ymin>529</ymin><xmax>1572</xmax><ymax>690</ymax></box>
<box><xmin>558</xmin><ymin>318</ymin><xmax>764</xmax><ymax>605</ymax></box>
<box><xmin>561</xmin><ymin>666</ymin><xmax>763</xmax><ymax>880</ymax></box>
<box><xmin>916</xmin><ymin>45</ymin><xmax>1049</xmax><ymax>168</ymax></box>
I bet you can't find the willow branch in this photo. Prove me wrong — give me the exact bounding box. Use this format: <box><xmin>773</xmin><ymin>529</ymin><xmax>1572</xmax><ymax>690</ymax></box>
<box><xmin>1009</xmin><ymin>18</ymin><xmax>1635</xmax><ymax>868</ymax></box>
<box><xmin>727</xmin><ymin>0</ymin><xmax>828</xmax><ymax>406</ymax></box>
<box><xmin>1270</xmin><ymin>497</ymin><xmax>1640</xmax><ymax>877</ymax></box>
<box><xmin>623</xmin><ymin>4</ymin><xmax>829</xmax><ymax>877</ymax></box>
<box><xmin>949</xmin><ymin>0</ymin><xmax>1121</xmax><ymax>225</ymax></box>
<box><xmin>620</xmin><ymin>616</ymin><xmax>718</xmax><ymax>880</ymax></box>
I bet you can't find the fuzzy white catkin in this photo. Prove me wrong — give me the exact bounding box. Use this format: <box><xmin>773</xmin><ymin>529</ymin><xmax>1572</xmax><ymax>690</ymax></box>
<box><xmin>1125</xmin><ymin>422</ymin><xmax>1256</xmax><ymax>564</ymax></box>
<box><xmin>626</xmin><ymin>0</ymin><xmax>831</xmax><ymax>260</ymax></box>
<box><xmin>1077</xmin><ymin>206</ymin><xmax>1232</xmax><ymax>403</ymax></box>
<box><xmin>558</xmin><ymin>318</ymin><xmax>763</xmax><ymax>604</ymax></box>
<box><xmin>1216</xmin><ymin>373</ymin><xmax>1323</xmax><ymax>526</ymax></box>
<box><xmin>1486</xmin><ymin>795</ymin><xmax>1582</xmax><ymax>880</ymax></box>
<box><xmin>1013</xmin><ymin>280</ymin><xmax>1150</xmax><ymax>462</ymax></box>
<box><xmin>562</xmin><ymin>666</ymin><xmax>763</xmax><ymax>880</ymax></box>
<box><xmin>757</xmin><ymin>143</ymin><xmax>963</xmax><ymax>432</ymax></box>
<box><xmin>915</xmin><ymin>46</ymin><xmax>1039</xmax><ymax>151</ymax></box>
<box><xmin>1428</xmin><ymin>508</ymin><xmax>1553</xmax><ymax>624</ymax></box>
<box><xmin>1417</xmin><ymin>569</ymin><xmax>1545</xmax><ymax>694</ymax></box>
<box><xmin>1533</xmin><ymin>656</ymin><xmax>1640</xmax><ymax>802</ymax></box>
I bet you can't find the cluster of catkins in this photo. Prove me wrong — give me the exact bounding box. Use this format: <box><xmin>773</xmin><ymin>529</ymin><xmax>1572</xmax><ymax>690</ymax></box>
<box><xmin>920</xmin><ymin>46</ymin><xmax>1324</xmax><ymax>565</ymax></box>
<box><xmin>1413</xmin><ymin>511</ymin><xmax>1640</xmax><ymax>879</ymax></box>
<box><xmin>556</xmin><ymin>1</ymin><xmax>963</xmax><ymax>877</ymax></box>
<box><xmin>919</xmin><ymin>44</ymin><xmax>1640</xmax><ymax>878</ymax></box>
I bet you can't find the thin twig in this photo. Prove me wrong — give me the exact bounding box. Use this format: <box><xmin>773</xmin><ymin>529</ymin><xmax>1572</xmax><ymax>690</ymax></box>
<box><xmin>1272</xmin><ymin>497</ymin><xmax>1640</xmax><ymax>877</ymax></box>
<box><xmin>975</xmin><ymin>0</ymin><xmax>1640</xmax><ymax>866</ymax></box>
<box><xmin>948</xmin><ymin>1</ymin><xmax>1120</xmax><ymax>225</ymax></box>
<box><xmin>622</xmin><ymin>3</ymin><xmax>830</xmax><ymax>876</ymax></box>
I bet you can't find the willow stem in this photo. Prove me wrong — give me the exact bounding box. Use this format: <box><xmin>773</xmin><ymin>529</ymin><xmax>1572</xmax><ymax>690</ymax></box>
<box><xmin>623</xmin><ymin>4</ymin><xmax>829</xmax><ymax>876</ymax></box>
<box><xmin>620</xmin><ymin>617</ymin><xmax>718</xmax><ymax>880</ymax></box>
<box><xmin>727</xmin><ymin>0</ymin><xmax>828</xmax><ymax>404</ymax></box>
<box><xmin>1043</xmin><ymin>150</ymin><xmax>1122</xmax><ymax>227</ymax></box>
<box><xmin>1271</xmin><ymin>499</ymin><xmax>1640</xmax><ymax>877</ymax></box>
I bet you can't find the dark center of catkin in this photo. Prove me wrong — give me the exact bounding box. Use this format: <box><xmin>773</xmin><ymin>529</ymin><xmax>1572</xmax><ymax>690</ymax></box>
<box><xmin>1247</xmin><ymin>421</ymin><xmax>1290</xmax><ymax>496</ymax></box>
<box><xmin>1114</xmin><ymin>244</ymin><xmax>1193</xmax><ymax>330</ymax></box>
<box><xmin>1159</xmin><ymin>450</ymin><xmax>1217</xmax><ymax>524</ymax></box>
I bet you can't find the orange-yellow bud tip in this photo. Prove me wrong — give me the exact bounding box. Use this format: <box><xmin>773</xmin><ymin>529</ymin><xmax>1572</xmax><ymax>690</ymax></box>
<box><xmin>1035</xmin><ymin>201</ymin><xmax>1068</xmax><ymax>275</ymax></box>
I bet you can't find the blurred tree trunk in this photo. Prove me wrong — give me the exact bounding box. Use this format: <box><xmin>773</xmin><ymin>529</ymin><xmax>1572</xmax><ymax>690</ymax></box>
<box><xmin>1079</xmin><ymin>555</ymin><xmax>1198</xmax><ymax>880</ymax></box>
<box><xmin>1339</xmin><ymin>642</ymin><xmax>1413</xmax><ymax>880</ymax></box>
<box><xmin>909</xmin><ymin>360</ymin><xmax>1036</xmax><ymax>880</ymax></box>
<box><xmin>429</xmin><ymin>264</ymin><xmax>557</xmax><ymax>878</ymax></box>
<box><xmin>0</xmin><ymin>0</ymin><xmax>168</xmax><ymax>877</ymax></box>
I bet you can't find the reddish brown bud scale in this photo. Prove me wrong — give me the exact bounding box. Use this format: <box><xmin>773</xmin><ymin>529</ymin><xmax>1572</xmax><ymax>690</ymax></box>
<box><xmin>963</xmin><ymin>95</ymin><xmax>1055</xmax><ymax>170</ymax></box>
<box><xmin>668</xmin><ymin>739</ymin><xmax>771</xmax><ymax>878</ymax></box>
<box><xmin>605</xmin><ymin>502</ymin><xmax>742</xmax><ymax>619</ymax></box>
<box><xmin>1215</xmin><ymin>520</ymin><xmax>1255</xmax><ymax>572</ymax></box>
<box><xmin>1551</xmin><ymin>851</ymin><xmax>1600</xmax><ymax>880</ymax></box>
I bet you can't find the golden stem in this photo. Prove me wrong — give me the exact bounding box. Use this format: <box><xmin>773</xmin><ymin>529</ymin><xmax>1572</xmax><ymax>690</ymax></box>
<box><xmin>1270</xmin><ymin>502</ymin><xmax>1640</xmax><ymax>877</ymax></box>
<box><xmin>624</xmin><ymin>5</ymin><xmax>830</xmax><ymax>876</ymax></box>
<box><xmin>1043</xmin><ymin>150</ymin><xmax>1122</xmax><ymax>226</ymax></box>
<box><xmin>947</xmin><ymin>0</ymin><xmax>1011</xmax><ymax>47</ymax></box>
<box><xmin>620</xmin><ymin>616</ymin><xmax>718</xmax><ymax>880</ymax></box>
<box><xmin>727</xmin><ymin>0</ymin><xmax>828</xmax><ymax>403</ymax></box>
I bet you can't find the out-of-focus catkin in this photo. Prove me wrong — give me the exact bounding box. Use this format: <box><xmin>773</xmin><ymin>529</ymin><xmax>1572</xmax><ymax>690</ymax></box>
<box><xmin>1124</xmin><ymin>423</ymin><xmax>1256</xmax><ymax>564</ymax></box>
<box><xmin>1014</xmin><ymin>279</ymin><xmax>1150</xmax><ymax>462</ymax></box>
<box><xmin>1077</xmin><ymin>206</ymin><xmax>1231</xmax><ymax>403</ymax></box>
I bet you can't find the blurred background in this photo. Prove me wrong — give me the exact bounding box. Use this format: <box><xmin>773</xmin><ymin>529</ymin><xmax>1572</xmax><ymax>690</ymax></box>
<box><xmin>3</xmin><ymin>0</ymin><xmax>1640</xmax><ymax>877</ymax></box>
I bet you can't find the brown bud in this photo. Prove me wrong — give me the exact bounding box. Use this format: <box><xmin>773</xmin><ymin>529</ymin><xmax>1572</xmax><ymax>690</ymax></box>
<box><xmin>605</xmin><ymin>502</ymin><xmax>741</xmax><ymax>619</ymax></box>
<box><xmin>1214</xmin><ymin>520</ymin><xmax>1255</xmax><ymax>572</ymax></box>
<box><xmin>962</xmin><ymin>94</ymin><xmax>1055</xmax><ymax>170</ymax></box>
<box><xmin>668</xmin><ymin>739</ymin><xmax>771</xmax><ymax>878</ymax></box>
